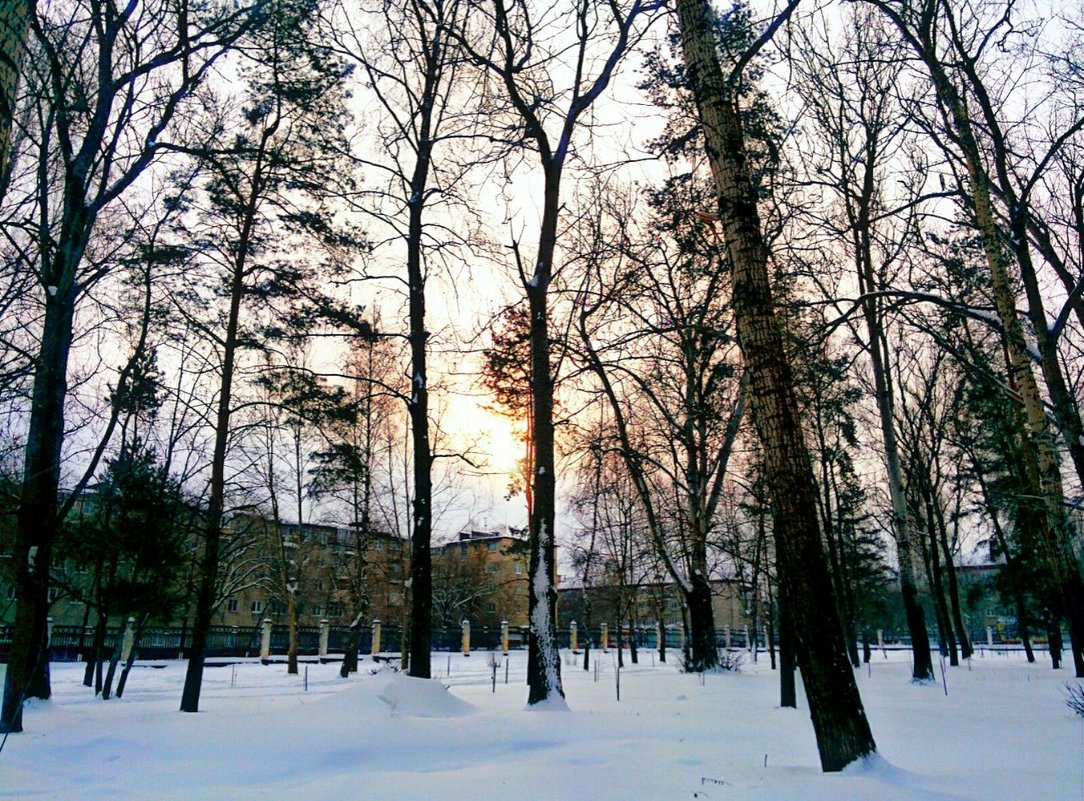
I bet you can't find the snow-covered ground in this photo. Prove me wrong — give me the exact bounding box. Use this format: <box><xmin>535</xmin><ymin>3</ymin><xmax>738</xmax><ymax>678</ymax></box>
<box><xmin>1</xmin><ymin>648</ymin><xmax>1080</xmax><ymax>800</ymax></box>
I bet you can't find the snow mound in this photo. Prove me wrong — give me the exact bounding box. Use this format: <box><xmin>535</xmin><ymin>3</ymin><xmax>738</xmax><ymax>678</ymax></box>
<box><xmin>377</xmin><ymin>674</ymin><xmax>476</xmax><ymax>718</ymax></box>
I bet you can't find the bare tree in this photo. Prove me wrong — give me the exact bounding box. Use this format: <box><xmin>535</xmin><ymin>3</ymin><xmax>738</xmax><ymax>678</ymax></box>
<box><xmin>672</xmin><ymin>0</ymin><xmax>876</xmax><ymax>771</ymax></box>
<box><xmin>788</xmin><ymin>7</ymin><xmax>935</xmax><ymax>680</ymax></box>
<box><xmin>1</xmin><ymin>0</ymin><xmax>259</xmax><ymax>733</ymax></box>
<box><xmin>458</xmin><ymin>0</ymin><xmax>663</xmax><ymax>706</ymax></box>
<box><xmin>871</xmin><ymin>0</ymin><xmax>1084</xmax><ymax>676</ymax></box>
<box><xmin>575</xmin><ymin>180</ymin><xmax>746</xmax><ymax>672</ymax></box>
<box><xmin>0</xmin><ymin>0</ymin><xmax>33</xmax><ymax>200</ymax></box>
<box><xmin>176</xmin><ymin>0</ymin><xmax>357</xmax><ymax>712</ymax></box>
<box><xmin>325</xmin><ymin>0</ymin><xmax>474</xmax><ymax>680</ymax></box>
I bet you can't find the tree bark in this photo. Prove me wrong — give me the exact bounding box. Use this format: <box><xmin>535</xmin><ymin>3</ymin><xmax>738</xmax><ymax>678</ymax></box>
<box><xmin>674</xmin><ymin>0</ymin><xmax>875</xmax><ymax>770</ymax></box>
<box><xmin>1</xmin><ymin>288</ymin><xmax>75</xmax><ymax>731</ymax></box>
<box><xmin>922</xmin><ymin>487</ymin><xmax>957</xmax><ymax>665</ymax></box>
<box><xmin>406</xmin><ymin>135</ymin><xmax>433</xmax><ymax>679</ymax></box>
<box><xmin>0</xmin><ymin>0</ymin><xmax>32</xmax><ymax>200</ymax></box>
<box><xmin>875</xmin><ymin>0</ymin><xmax>1084</xmax><ymax>678</ymax></box>
<box><xmin>180</xmin><ymin>146</ymin><xmax>264</xmax><ymax>712</ymax></box>
<box><xmin>848</xmin><ymin>95</ymin><xmax>933</xmax><ymax>682</ymax></box>
<box><xmin>934</xmin><ymin>494</ymin><xmax>972</xmax><ymax>659</ymax></box>
<box><xmin>779</xmin><ymin>593</ymin><xmax>796</xmax><ymax>708</ymax></box>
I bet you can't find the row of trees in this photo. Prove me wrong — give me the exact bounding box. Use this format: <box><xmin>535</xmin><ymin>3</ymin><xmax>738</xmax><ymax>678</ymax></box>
<box><xmin>1</xmin><ymin>0</ymin><xmax>1083</xmax><ymax>774</ymax></box>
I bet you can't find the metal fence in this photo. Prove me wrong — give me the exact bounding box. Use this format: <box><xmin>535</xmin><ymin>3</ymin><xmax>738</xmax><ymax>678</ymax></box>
<box><xmin>3</xmin><ymin>622</ymin><xmax>1060</xmax><ymax>663</ymax></box>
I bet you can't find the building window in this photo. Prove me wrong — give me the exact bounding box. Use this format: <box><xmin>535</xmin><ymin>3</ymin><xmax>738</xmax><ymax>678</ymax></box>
<box><xmin>6</xmin><ymin>585</ymin><xmax>14</xmax><ymax>600</ymax></box>
<box><xmin>227</xmin><ymin>598</ymin><xmax>239</xmax><ymax>613</ymax></box>
<box><xmin>312</xmin><ymin>604</ymin><xmax>322</xmax><ymax>617</ymax></box>
<box><xmin>514</xmin><ymin>563</ymin><xmax>523</xmax><ymax>575</ymax></box>
<box><xmin>315</xmin><ymin>579</ymin><xmax>324</xmax><ymax>592</ymax></box>
<box><xmin>460</xmin><ymin>544</ymin><xmax>468</xmax><ymax>556</ymax></box>
<box><xmin>251</xmin><ymin>600</ymin><xmax>264</xmax><ymax>614</ymax></box>
<box><xmin>48</xmin><ymin>586</ymin><xmax>60</xmax><ymax>602</ymax></box>
<box><xmin>487</xmin><ymin>541</ymin><xmax>498</xmax><ymax>552</ymax></box>
<box><xmin>390</xmin><ymin>540</ymin><xmax>401</xmax><ymax>551</ymax></box>
<box><xmin>328</xmin><ymin>603</ymin><xmax>342</xmax><ymax>617</ymax></box>
<box><xmin>486</xmin><ymin>563</ymin><xmax>498</xmax><ymax>574</ymax></box>
<box><xmin>487</xmin><ymin>602</ymin><xmax>497</xmax><ymax>613</ymax></box>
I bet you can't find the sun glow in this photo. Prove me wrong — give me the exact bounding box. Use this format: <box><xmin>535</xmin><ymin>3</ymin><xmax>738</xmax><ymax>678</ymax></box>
<box><xmin>446</xmin><ymin>394</ymin><xmax>527</xmax><ymax>478</ymax></box>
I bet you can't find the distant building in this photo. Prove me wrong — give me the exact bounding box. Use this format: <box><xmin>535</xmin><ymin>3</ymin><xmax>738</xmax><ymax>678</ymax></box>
<box><xmin>433</xmin><ymin>529</ymin><xmax>530</xmax><ymax>629</ymax></box>
<box><xmin>556</xmin><ymin>577</ymin><xmax>748</xmax><ymax>637</ymax></box>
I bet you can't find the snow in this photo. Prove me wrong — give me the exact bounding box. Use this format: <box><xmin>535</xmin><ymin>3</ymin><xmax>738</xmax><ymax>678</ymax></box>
<box><xmin>1</xmin><ymin>649</ymin><xmax>1081</xmax><ymax>800</ymax></box>
<box><xmin>376</xmin><ymin>674</ymin><xmax>475</xmax><ymax>718</ymax></box>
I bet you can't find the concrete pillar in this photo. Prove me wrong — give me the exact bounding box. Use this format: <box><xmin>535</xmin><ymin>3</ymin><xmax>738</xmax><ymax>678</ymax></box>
<box><xmin>877</xmin><ymin>629</ymin><xmax>884</xmax><ymax>650</ymax></box>
<box><xmin>570</xmin><ymin>620</ymin><xmax>578</xmax><ymax>651</ymax></box>
<box><xmin>371</xmin><ymin>619</ymin><xmax>382</xmax><ymax>655</ymax></box>
<box><xmin>46</xmin><ymin>616</ymin><xmax>53</xmax><ymax>647</ymax></box>
<box><xmin>724</xmin><ymin>625</ymin><xmax>731</xmax><ymax>649</ymax></box>
<box><xmin>318</xmin><ymin>618</ymin><xmax>330</xmax><ymax>658</ymax></box>
<box><xmin>260</xmin><ymin>618</ymin><xmax>273</xmax><ymax>662</ymax></box>
<box><xmin>986</xmin><ymin>626</ymin><xmax>994</xmax><ymax>647</ymax></box>
<box><xmin>601</xmin><ymin>622</ymin><xmax>609</xmax><ymax>652</ymax></box>
<box><xmin>501</xmin><ymin>620</ymin><xmax>509</xmax><ymax>655</ymax></box>
<box><xmin>461</xmin><ymin>619</ymin><xmax>471</xmax><ymax>656</ymax></box>
<box><xmin>121</xmin><ymin>616</ymin><xmax>136</xmax><ymax>663</ymax></box>
<box><xmin>744</xmin><ymin>626</ymin><xmax>751</xmax><ymax>652</ymax></box>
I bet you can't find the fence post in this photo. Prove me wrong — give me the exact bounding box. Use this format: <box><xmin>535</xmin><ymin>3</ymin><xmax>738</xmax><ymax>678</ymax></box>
<box><xmin>46</xmin><ymin>616</ymin><xmax>53</xmax><ymax>648</ymax></box>
<box><xmin>570</xmin><ymin>620</ymin><xmax>578</xmax><ymax>651</ymax></box>
<box><xmin>877</xmin><ymin>629</ymin><xmax>884</xmax><ymax>650</ymax></box>
<box><xmin>461</xmin><ymin>619</ymin><xmax>471</xmax><ymax>656</ymax></box>
<box><xmin>121</xmin><ymin>616</ymin><xmax>136</xmax><ymax>663</ymax></box>
<box><xmin>371</xmin><ymin>619</ymin><xmax>382</xmax><ymax>656</ymax></box>
<box><xmin>260</xmin><ymin>618</ymin><xmax>273</xmax><ymax>663</ymax></box>
<box><xmin>501</xmin><ymin>620</ymin><xmax>509</xmax><ymax>655</ymax></box>
<box><xmin>318</xmin><ymin>618</ymin><xmax>330</xmax><ymax>659</ymax></box>
<box><xmin>601</xmin><ymin>622</ymin><xmax>609</xmax><ymax>652</ymax></box>
<box><xmin>986</xmin><ymin>626</ymin><xmax>994</xmax><ymax>647</ymax></box>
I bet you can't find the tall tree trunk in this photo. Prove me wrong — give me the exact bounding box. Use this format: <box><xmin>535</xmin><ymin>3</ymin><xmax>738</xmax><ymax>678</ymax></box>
<box><xmin>100</xmin><ymin>621</ymin><xmax>125</xmax><ymax>700</ymax></box>
<box><xmin>1017</xmin><ymin>598</ymin><xmax>1035</xmax><ymax>664</ymax></box>
<box><xmin>340</xmin><ymin>617</ymin><xmax>360</xmax><ymax>678</ymax></box>
<box><xmin>0</xmin><ymin>0</ymin><xmax>31</xmax><ymax>200</ymax></box>
<box><xmin>779</xmin><ymin>593</ymin><xmax>796</xmax><ymax>708</ymax></box>
<box><xmin>406</xmin><ymin>132</ymin><xmax>434</xmax><ymax>680</ymax></box>
<box><xmin>1047</xmin><ymin>614</ymin><xmax>1063</xmax><ymax>671</ymax></box>
<box><xmin>115</xmin><ymin>615</ymin><xmax>147</xmax><ymax>698</ymax></box>
<box><xmin>525</xmin><ymin>164</ymin><xmax>563</xmax><ymax>706</ymax></box>
<box><xmin>674</xmin><ymin>0</ymin><xmax>875</xmax><ymax>769</ymax></box>
<box><xmin>0</xmin><ymin>289</ymin><xmax>75</xmax><ymax>731</ymax></box>
<box><xmin>878</xmin><ymin>1</ymin><xmax>1084</xmax><ymax>677</ymax></box>
<box><xmin>849</xmin><ymin>97</ymin><xmax>933</xmax><ymax>682</ymax></box>
<box><xmin>935</xmin><ymin>495</ymin><xmax>972</xmax><ymax>659</ymax></box>
<box><xmin>287</xmin><ymin>591</ymin><xmax>299</xmax><ymax>675</ymax></box>
<box><xmin>85</xmin><ymin>610</ymin><xmax>106</xmax><ymax>691</ymax></box>
<box><xmin>817</xmin><ymin>453</ymin><xmax>858</xmax><ymax>667</ymax></box>
<box><xmin>683</xmin><ymin>575</ymin><xmax>718</xmax><ymax>671</ymax></box>
<box><xmin>180</xmin><ymin>150</ymin><xmax>265</xmax><ymax>712</ymax></box>
<box><xmin>923</xmin><ymin>488</ymin><xmax>957</xmax><ymax>665</ymax></box>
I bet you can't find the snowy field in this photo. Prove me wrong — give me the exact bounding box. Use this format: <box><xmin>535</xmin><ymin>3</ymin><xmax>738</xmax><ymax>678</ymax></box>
<box><xmin>1</xmin><ymin>648</ymin><xmax>1080</xmax><ymax>800</ymax></box>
